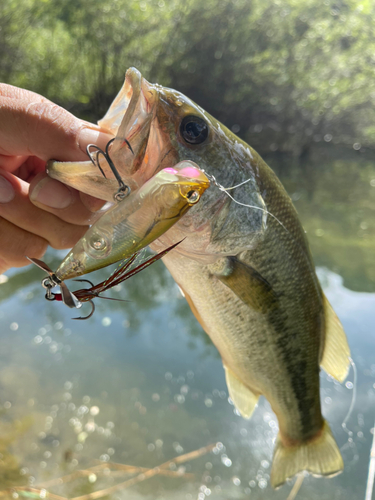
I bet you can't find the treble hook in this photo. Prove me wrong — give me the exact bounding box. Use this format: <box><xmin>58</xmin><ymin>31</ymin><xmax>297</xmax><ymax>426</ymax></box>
<box><xmin>86</xmin><ymin>144</ymin><xmax>107</xmax><ymax>179</ymax></box>
<box><xmin>86</xmin><ymin>138</ymin><xmax>132</xmax><ymax>201</ymax></box>
<box><xmin>73</xmin><ymin>278</ymin><xmax>95</xmax><ymax>287</ymax></box>
<box><xmin>27</xmin><ymin>257</ymin><xmax>83</xmax><ymax>310</ymax></box>
<box><xmin>72</xmin><ymin>300</ymin><xmax>95</xmax><ymax>320</ymax></box>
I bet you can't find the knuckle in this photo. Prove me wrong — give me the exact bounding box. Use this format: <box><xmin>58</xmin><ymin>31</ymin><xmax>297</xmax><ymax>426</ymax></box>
<box><xmin>14</xmin><ymin>236</ymin><xmax>48</xmax><ymax>265</ymax></box>
<box><xmin>0</xmin><ymin>217</ymin><xmax>48</xmax><ymax>266</ymax></box>
<box><xmin>47</xmin><ymin>104</ymin><xmax>79</xmax><ymax>147</ymax></box>
<box><xmin>0</xmin><ymin>256</ymin><xmax>10</xmax><ymax>274</ymax></box>
<box><xmin>27</xmin><ymin>238</ymin><xmax>48</xmax><ymax>261</ymax></box>
<box><xmin>28</xmin><ymin>102</ymin><xmax>79</xmax><ymax>152</ymax></box>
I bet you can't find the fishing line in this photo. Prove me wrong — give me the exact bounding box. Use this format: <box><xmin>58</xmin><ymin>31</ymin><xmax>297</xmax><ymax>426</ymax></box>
<box><xmin>199</xmin><ymin>169</ymin><xmax>290</xmax><ymax>235</ymax></box>
<box><xmin>221</xmin><ymin>189</ymin><xmax>289</xmax><ymax>233</ymax></box>
<box><xmin>338</xmin><ymin>357</ymin><xmax>358</xmax><ymax>466</ymax></box>
<box><xmin>220</xmin><ymin>177</ymin><xmax>255</xmax><ymax>191</ymax></box>
<box><xmin>341</xmin><ymin>356</ymin><xmax>357</xmax><ymax>437</ymax></box>
<box><xmin>365</xmin><ymin>417</ymin><xmax>375</xmax><ymax>500</ymax></box>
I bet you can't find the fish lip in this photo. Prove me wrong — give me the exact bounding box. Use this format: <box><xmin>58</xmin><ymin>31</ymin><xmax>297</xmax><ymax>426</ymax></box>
<box><xmin>46</xmin><ymin>68</ymin><xmax>158</xmax><ymax>199</ymax></box>
<box><xmin>106</xmin><ymin>68</ymin><xmax>158</xmax><ymax>176</ymax></box>
<box><xmin>46</xmin><ymin>159</ymin><xmax>125</xmax><ymax>202</ymax></box>
<box><xmin>97</xmin><ymin>67</ymin><xmax>142</xmax><ymax>135</ymax></box>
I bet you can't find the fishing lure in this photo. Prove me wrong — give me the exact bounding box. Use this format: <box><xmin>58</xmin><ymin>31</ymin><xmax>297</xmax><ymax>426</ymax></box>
<box><xmin>28</xmin><ymin>241</ymin><xmax>180</xmax><ymax>319</ymax></box>
<box><xmin>29</xmin><ymin>138</ymin><xmax>208</xmax><ymax>318</ymax></box>
<box><xmin>52</xmin><ymin>161</ymin><xmax>209</xmax><ymax>282</ymax></box>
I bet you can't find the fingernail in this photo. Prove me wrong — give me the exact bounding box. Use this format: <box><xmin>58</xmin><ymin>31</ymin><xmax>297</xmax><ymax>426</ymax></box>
<box><xmin>78</xmin><ymin>128</ymin><xmax>113</xmax><ymax>153</ymax></box>
<box><xmin>30</xmin><ymin>178</ymin><xmax>73</xmax><ymax>209</ymax></box>
<box><xmin>0</xmin><ymin>175</ymin><xmax>15</xmax><ymax>203</ymax></box>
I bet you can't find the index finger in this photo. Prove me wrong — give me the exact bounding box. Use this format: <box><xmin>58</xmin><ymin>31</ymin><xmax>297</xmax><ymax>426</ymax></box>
<box><xmin>0</xmin><ymin>83</ymin><xmax>52</xmax><ymax>103</ymax></box>
<box><xmin>0</xmin><ymin>96</ymin><xmax>112</xmax><ymax>161</ymax></box>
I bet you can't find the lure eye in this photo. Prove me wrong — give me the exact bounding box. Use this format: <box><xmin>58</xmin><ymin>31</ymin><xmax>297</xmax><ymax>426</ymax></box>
<box><xmin>180</xmin><ymin>115</ymin><xmax>209</xmax><ymax>145</ymax></box>
<box><xmin>186</xmin><ymin>190</ymin><xmax>201</xmax><ymax>204</ymax></box>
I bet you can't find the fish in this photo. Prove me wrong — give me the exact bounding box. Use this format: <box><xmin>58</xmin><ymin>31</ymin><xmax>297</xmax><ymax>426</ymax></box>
<box><xmin>53</xmin><ymin>161</ymin><xmax>209</xmax><ymax>281</ymax></box>
<box><xmin>47</xmin><ymin>68</ymin><xmax>351</xmax><ymax>488</ymax></box>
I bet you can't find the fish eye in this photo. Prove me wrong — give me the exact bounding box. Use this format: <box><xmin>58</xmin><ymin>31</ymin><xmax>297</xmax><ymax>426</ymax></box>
<box><xmin>180</xmin><ymin>115</ymin><xmax>209</xmax><ymax>145</ymax></box>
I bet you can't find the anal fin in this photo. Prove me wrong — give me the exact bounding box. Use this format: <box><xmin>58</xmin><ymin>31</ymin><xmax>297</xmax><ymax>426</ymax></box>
<box><xmin>224</xmin><ymin>366</ymin><xmax>259</xmax><ymax>419</ymax></box>
<box><xmin>320</xmin><ymin>294</ymin><xmax>350</xmax><ymax>383</ymax></box>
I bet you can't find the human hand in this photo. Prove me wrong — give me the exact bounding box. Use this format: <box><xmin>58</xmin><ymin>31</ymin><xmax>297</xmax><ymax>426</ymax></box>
<box><xmin>0</xmin><ymin>84</ymin><xmax>113</xmax><ymax>274</ymax></box>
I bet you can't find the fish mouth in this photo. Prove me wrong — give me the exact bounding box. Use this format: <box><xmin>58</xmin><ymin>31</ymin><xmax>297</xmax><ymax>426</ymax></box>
<box><xmin>100</xmin><ymin>67</ymin><xmax>158</xmax><ymax>177</ymax></box>
<box><xmin>47</xmin><ymin>68</ymin><xmax>158</xmax><ymax>201</ymax></box>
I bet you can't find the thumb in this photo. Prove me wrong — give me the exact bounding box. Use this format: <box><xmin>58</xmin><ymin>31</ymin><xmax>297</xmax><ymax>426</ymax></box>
<box><xmin>0</xmin><ymin>96</ymin><xmax>113</xmax><ymax>162</ymax></box>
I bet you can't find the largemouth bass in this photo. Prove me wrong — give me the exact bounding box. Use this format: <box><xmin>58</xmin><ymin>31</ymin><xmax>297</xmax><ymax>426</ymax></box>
<box><xmin>47</xmin><ymin>68</ymin><xmax>350</xmax><ymax>488</ymax></box>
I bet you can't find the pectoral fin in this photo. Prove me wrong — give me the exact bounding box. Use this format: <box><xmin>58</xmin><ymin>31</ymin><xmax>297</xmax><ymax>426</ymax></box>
<box><xmin>224</xmin><ymin>366</ymin><xmax>259</xmax><ymax>419</ymax></box>
<box><xmin>320</xmin><ymin>295</ymin><xmax>350</xmax><ymax>383</ymax></box>
<box><xmin>216</xmin><ymin>257</ymin><xmax>278</xmax><ymax>313</ymax></box>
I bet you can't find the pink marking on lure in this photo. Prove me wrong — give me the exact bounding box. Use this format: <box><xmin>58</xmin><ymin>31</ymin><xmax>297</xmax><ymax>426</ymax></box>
<box><xmin>179</xmin><ymin>166</ymin><xmax>201</xmax><ymax>178</ymax></box>
<box><xmin>163</xmin><ymin>168</ymin><xmax>178</xmax><ymax>174</ymax></box>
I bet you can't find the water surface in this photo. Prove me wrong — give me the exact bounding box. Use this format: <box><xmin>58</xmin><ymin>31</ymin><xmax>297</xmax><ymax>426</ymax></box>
<box><xmin>0</xmin><ymin>147</ymin><xmax>374</xmax><ymax>499</ymax></box>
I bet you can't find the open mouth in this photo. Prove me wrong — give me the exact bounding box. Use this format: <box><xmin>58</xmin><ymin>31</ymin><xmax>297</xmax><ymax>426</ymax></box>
<box><xmin>99</xmin><ymin>68</ymin><xmax>157</xmax><ymax>175</ymax></box>
<box><xmin>47</xmin><ymin>68</ymin><xmax>157</xmax><ymax>202</ymax></box>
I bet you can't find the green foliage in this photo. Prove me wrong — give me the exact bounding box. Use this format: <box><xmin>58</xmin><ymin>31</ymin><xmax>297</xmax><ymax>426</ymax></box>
<box><xmin>154</xmin><ymin>0</ymin><xmax>375</xmax><ymax>154</ymax></box>
<box><xmin>1</xmin><ymin>0</ymin><xmax>375</xmax><ymax>151</ymax></box>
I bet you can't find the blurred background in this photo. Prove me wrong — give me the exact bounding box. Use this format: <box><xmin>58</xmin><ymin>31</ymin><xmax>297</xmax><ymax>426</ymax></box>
<box><xmin>3</xmin><ymin>0</ymin><xmax>375</xmax><ymax>157</ymax></box>
<box><xmin>0</xmin><ymin>0</ymin><xmax>374</xmax><ymax>499</ymax></box>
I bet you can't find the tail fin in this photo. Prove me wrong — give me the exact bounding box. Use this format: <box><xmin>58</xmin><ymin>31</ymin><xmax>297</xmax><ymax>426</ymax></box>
<box><xmin>270</xmin><ymin>420</ymin><xmax>343</xmax><ymax>489</ymax></box>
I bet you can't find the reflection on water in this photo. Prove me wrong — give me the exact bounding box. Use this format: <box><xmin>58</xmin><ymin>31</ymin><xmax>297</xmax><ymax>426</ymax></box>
<box><xmin>269</xmin><ymin>147</ymin><xmax>375</xmax><ymax>293</ymax></box>
<box><xmin>0</xmin><ymin>149</ymin><xmax>374</xmax><ymax>499</ymax></box>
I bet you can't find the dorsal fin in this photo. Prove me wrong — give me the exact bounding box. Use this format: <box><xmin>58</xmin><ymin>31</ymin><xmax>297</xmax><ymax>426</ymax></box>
<box><xmin>320</xmin><ymin>295</ymin><xmax>350</xmax><ymax>383</ymax></box>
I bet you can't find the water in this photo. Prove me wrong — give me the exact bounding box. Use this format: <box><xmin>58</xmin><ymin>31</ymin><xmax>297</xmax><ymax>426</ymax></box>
<box><xmin>0</xmin><ymin>147</ymin><xmax>374</xmax><ymax>499</ymax></box>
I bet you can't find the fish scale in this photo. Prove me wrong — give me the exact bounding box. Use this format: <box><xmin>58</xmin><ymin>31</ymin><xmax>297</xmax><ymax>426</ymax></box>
<box><xmin>166</xmin><ymin>246</ymin><xmax>319</xmax><ymax>438</ymax></box>
<box><xmin>245</xmin><ymin>165</ymin><xmax>324</xmax><ymax>442</ymax></box>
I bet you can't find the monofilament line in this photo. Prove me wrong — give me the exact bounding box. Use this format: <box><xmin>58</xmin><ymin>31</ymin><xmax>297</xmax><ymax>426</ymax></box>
<box><xmin>341</xmin><ymin>357</ymin><xmax>357</xmax><ymax>435</ymax></box>
<box><xmin>199</xmin><ymin>168</ymin><xmax>289</xmax><ymax>233</ymax></box>
<box><xmin>365</xmin><ymin>418</ymin><xmax>375</xmax><ymax>500</ymax></box>
<box><xmin>221</xmin><ymin>189</ymin><xmax>289</xmax><ymax>233</ymax></box>
<box><xmin>221</xmin><ymin>177</ymin><xmax>254</xmax><ymax>191</ymax></box>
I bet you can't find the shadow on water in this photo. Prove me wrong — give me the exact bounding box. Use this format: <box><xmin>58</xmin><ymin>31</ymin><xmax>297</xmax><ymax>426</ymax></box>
<box><xmin>0</xmin><ymin>146</ymin><xmax>374</xmax><ymax>499</ymax></box>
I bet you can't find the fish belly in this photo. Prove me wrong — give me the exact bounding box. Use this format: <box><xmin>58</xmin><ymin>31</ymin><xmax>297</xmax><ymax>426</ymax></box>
<box><xmin>163</xmin><ymin>252</ymin><xmax>323</xmax><ymax>444</ymax></box>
